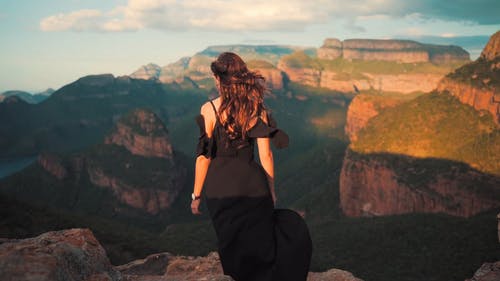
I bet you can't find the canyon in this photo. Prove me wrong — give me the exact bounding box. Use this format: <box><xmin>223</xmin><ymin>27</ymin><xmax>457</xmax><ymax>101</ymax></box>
<box><xmin>339</xmin><ymin>31</ymin><xmax>500</xmax><ymax>218</ymax></box>
<box><xmin>131</xmin><ymin>38</ymin><xmax>469</xmax><ymax>94</ymax></box>
<box><xmin>34</xmin><ymin>108</ymin><xmax>185</xmax><ymax>216</ymax></box>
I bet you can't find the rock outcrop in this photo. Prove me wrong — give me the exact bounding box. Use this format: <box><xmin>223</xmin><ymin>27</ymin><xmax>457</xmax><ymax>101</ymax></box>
<box><xmin>37</xmin><ymin>151</ymin><xmax>68</xmax><ymax>180</ymax></box>
<box><xmin>0</xmin><ymin>228</ymin><xmax>120</xmax><ymax>281</ymax></box>
<box><xmin>437</xmin><ymin>30</ymin><xmax>500</xmax><ymax>124</ymax></box>
<box><xmin>35</xmin><ymin>108</ymin><xmax>185</xmax><ymax>215</ymax></box>
<box><xmin>278</xmin><ymin>52</ymin><xmax>453</xmax><ymax>94</ymax></box>
<box><xmin>0</xmin><ymin>228</ymin><xmax>364</xmax><ymax>281</ymax></box>
<box><xmin>104</xmin><ymin>109</ymin><xmax>173</xmax><ymax>159</ymax></box>
<box><xmin>339</xmin><ymin>149</ymin><xmax>500</xmax><ymax>217</ymax></box>
<box><xmin>481</xmin><ymin>31</ymin><xmax>500</xmax><ymax>61</ymax></box>
<box><xmin>130</xmin><ymin>63</ymin><xmax>162</xmax><ymax>81</ymax></box>
<box><xmin>318</xmin><ymin>38</ymin><xmax>470</xmax><ymax>64</ymax></box>
<box><xmin>465</xmin><ymin>261</ymin><xmax>500</xmax><ymax>281</ymax></box>
<box><xmin>344</xmin><ymin>94</ymin><xmax>405</xmax><ymax>142</ymax></box>
<box><xmin>437</xmin><ymin>79</ymin><xmax>500</xmax><ymax>124</ymax></box>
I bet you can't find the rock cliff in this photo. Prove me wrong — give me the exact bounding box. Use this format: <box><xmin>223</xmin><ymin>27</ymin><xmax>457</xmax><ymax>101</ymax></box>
<box><xmin>339</xmin><ymin>31</ymin><xmax>500</xmax><ymax>218</ymax></box>
<box><xmin>344</xmin><ymin>94</ymin><xmax>404</xmax><ymax>142</ymax></box>
<box><xmin>0</xmin><ymin>228</ymin><xmax>364</xmax><ymax>281</ymax></box>
<box><xmin>130</xmin><ymin>63</ymin><xmax>161</xmax><ymax>80</ymax></box>
<box><xmin>104</xmin><ymin>108</ymin><xmax>173</xmax><ymax>159</ymax></box>
<box><xmin>481</xmin><ymin>31</ymin><xmax>500</xmax><ymax>61</ymax></box>
<box><xmin>340</xmin><ymin>149</ymin><xmax>500</xmax><ymax>217</ymax></box>
<box><xmin>437</xmin><ymin>30</ymin><xmax>500</xmax><ymax>124</ymax></box>
<box><xmin>36</xmin><ymin>108</ymin><xmax>185</xmax><ymax>215</ymax></box>
<box><xmin>37</xmin><ymin>151</ymin><xmax>68</xmax><ymax>180</ymax></box>
<box><xmin>318</xmin><ymin>38</ymin><xmax>470</xmax><ymax>64</ymax></box>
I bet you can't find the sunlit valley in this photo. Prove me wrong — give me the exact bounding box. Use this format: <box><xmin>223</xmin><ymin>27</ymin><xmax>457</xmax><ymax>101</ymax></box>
<box><xmin>1</xmin><ymin>30</ymin><xmax>499</xmax><ymax>281</ymax></box>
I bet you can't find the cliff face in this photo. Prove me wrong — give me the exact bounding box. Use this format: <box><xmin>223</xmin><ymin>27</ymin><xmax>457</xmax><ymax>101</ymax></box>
<box><xmin>129</xmin><ymin>63</ymin><xmax>161</xmax><ymax>80</ymax></box>
<box><xmin>318</xmin><ymin>38</ymin><xmax>470</xmax><ymax>64</ymax></box>
<box><xmin>104</xmin><ymin>109</ymin><xmax>173</xmax><ymax>159</ymax></box>
<box><xmin>37</xmin><ymin>152</ymin><xmax>68</xmax><ymax>180</ymax></box>
<box><xmin>36</xmin><ymin>108</ymin><xmax>185</xmax><ymax>216</ymax></box>
<box><xmin>437</xmin><ymin>78</ymin><xmax>500</xmax><ymax>124</ymax></box>
<box><xmin>438</xmin><ymin>31</ymin><xmax>500</xmax><ymax>124</ymax></box>
<box><xmin>344</xmin><ymin>94</ymin><xmax>403</xmax><ymax>142</ymax></box>
<box><xmin>338</xmin><ymin>31</ymin><xmax>500</xmax><ymax>218</ymax></box>
<box><xmin>340</xmin><ymin>150</ymin><xmax>500</xmax><ymax>217</ymax></box>
<box><xmin>481</xmin><ymin>31</ymin><xmax>500</xmax><ymax>61</ymax></box>
<box><xmin>86</xmin><ymin>165</ymin><xmax>174</xmax><ymax>215</ymax></box>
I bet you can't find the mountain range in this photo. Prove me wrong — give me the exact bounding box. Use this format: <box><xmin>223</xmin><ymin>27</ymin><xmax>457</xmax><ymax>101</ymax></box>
<box><xmin>0</xmin><ymin>33</ymin><xmax>499</xmax><ymax>281</ymax></box>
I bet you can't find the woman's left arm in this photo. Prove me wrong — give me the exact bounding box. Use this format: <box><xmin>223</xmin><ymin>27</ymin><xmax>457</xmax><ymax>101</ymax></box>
<box><xmin>191</xmin><ymin>103</ymin><xmax>214</xmax><ymax>215</ymax></box>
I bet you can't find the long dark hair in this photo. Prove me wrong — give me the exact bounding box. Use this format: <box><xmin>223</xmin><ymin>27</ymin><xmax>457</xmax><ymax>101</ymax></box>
<box><xmin>210</xmin><ymin>52</ymin><xmax>267</xmax><ymax>139</ymax></box>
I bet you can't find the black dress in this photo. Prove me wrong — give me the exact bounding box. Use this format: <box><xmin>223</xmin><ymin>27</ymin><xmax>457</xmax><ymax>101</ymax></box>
<box><xmin>195</xmin><ymin>99</ymin><xmax>312</xmax><ymax>281</ymax></box>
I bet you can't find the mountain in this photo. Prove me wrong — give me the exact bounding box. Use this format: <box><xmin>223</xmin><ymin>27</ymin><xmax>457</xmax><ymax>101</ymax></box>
<box><xmin>318</xmin><ymin>38</ymin><xmax>469</xmax><ymax>63</ymax></box>
<box><xmin>0</xmin><ymin>88</ymin><xmax>54</xmax><ymax>104</ymax></box>
<box><xmin>130</xmin><ymin>45</ymin><xmax>312</xmax><ymax>88</ymax></box>
<box><xmin>0</xmin><ymin>108</ymin><xmax>186</xmax><ymax>225</ymax></box>
<box><xmin>0</xmin><ymin>73</ymin><xmax>208</xmax><ymax>158</ymax></box>
<box><xmin>278</xmin><ymin>40</ymin><xmax>469</xmax><ymax>94</ymax></box>
<box><xmin>130</xmin><ymin>39</ymin><xmax>469</xmax><ymax>95</ymax></box>
<box><xmin>339</xmin><ymin>30</ymin><xmax>500</xmax><ymax>217</ymax></box>
<box><xmin>437</xmin><ymin>30</ymin><xmax>500</xmax><ymax>124</ymax></box>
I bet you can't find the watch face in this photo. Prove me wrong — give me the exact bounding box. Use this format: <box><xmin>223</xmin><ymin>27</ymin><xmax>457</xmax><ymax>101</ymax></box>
<box><xmin>191</xmin><ymin>193</ymin><xmax>195</xmax><ymax>200</ymax></box>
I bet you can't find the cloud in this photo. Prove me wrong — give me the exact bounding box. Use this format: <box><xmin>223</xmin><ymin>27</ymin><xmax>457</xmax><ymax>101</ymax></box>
<box><xmin>40</xmin><ymin>9</ymin><xmax>106</xmax><ymax>32</ymax></box>
<box><xmin>39</xmin><ymin>0</ymin><xmax>500</xmax><ymax>32</ymax></box>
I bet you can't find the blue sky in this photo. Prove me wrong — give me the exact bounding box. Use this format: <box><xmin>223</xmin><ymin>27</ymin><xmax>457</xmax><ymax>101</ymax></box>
<box><xmin>1</xmin><ymin>0</ymin><xmax>499</xmax><ymax>93</ymax></box>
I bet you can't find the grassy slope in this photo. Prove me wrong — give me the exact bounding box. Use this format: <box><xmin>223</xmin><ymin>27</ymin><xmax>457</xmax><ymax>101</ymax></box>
<box><xmin>351</xmin><ymin>92</ymin><xmax>500</xmax><ymax>176</ymax></box>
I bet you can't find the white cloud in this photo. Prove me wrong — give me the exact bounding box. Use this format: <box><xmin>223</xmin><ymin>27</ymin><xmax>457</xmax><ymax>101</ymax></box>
<box><xmin>39</xmin><ymin>0</ymin><xmax>500</xmax><ymax>32</ymax></box>
<box><xmin>40</xmin><ymin>9</ymin><xmax>105</xmax><ymax>32</ymax></box>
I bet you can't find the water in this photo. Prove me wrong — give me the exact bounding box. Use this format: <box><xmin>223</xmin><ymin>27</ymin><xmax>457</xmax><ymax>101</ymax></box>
<box><xmin>0</xmin><ymin>155</ymin><xmax>38</xmax><ymax>178</ymax></box>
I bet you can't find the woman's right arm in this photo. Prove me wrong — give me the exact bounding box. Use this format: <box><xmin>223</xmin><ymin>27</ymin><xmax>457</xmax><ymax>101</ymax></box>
<box><xmin>256</xmin><ymin>113</ymin><xmax>276</xmax><ymax>205</ymax></box>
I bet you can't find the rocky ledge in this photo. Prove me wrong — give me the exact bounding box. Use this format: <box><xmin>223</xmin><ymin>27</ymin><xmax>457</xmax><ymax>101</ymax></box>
<box><xmin>0</xmin><ymin>228</ymin><xmax>364</xmax><ymax>281</ymax></box>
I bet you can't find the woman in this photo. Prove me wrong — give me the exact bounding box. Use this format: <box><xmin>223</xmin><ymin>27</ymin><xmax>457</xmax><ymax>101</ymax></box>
<box><xmin>191</xmin><ymin>52</ymin><xmax>312</xmax><ymax>281</ymax></box>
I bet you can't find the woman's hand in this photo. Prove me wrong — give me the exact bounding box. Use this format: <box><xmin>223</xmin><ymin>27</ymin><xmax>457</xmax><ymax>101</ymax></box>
<box><xmin>191</xmin><ymin>199</ymin><xmax>202</xmax><ymax>215</ymax></box>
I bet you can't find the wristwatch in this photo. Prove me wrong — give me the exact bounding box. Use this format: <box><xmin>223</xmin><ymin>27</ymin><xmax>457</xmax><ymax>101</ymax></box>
<box><xmin>191</xmin><ymin>193</ymin><xmax>201</xmax><ymax>201</ymax></box>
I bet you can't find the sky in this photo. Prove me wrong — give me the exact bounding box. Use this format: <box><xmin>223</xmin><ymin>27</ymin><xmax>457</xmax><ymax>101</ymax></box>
<box><xmin>1</xmin><ymin>0</ymin><xmax>500</xmax><ymax>93</ymax></box>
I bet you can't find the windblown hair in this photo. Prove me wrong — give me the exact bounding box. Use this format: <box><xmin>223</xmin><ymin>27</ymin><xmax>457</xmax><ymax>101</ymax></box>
<box><xmin>210</xmin><ymin>52</ymin><xmax>267</xmax><ymax>140</ymax></box>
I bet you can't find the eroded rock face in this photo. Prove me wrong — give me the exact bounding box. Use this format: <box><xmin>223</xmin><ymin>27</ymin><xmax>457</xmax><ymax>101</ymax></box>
<box><xmin>339</xmin><ymin>149</ymin><xmax>500</xmax><ymax>217</ymax></box>
<box><xmin>278</xmin><ymin>62</ymin><xmax>447</xmax><ymax>94</ymax></box>
<box><xmin>437</xmin><ymin>31</ymin><xmax>500</xmax><ymax>125</ymax></box>
<box><xmin>344</xmin><ymin>95</ymin><xmax>403</xmax><ymax>142</ymax></box>
<box><xmin>37</xmin><ymin>151</ymin><xmax>68</xmax><ymax>180</ymax></box>
<box><xmin>437</xmin><ymin>79</ymin><xmax>500</xmax><ymax>124</ymax></box>
<box><xmin>318</xmin><ymin>38</ymin><xmax>469</xmax><ymax>64</ymax></box>
<box><xmin>130</xmin><ymin>63</ymin><xmax>162</xmax><ymax>81</ymax></box>
<box><xmin>465</xmin><ymin>261</ymin><xmax>500</xmax><ymax>281</ymax></box>
<box><xmin>117</xmin><ymin>250</ymin><xmax>365</xmax><ymax>281</ymax></box>
<box><xmin>105</xmin><ymin>109</ymin><xmax>173</xmax><ymax>159</ymax></box>
<box><xmin>36</xmin><ymin>108</ymin><xmax>185</xmax><ymax>216</ymax></box>
<box><xmin>0</xmin><ymin>228</ymin><xmax>120</xmax><ymax>281</ymax></box>
<box><xmin>481</xmin><ymin>31</ymin><xmax>500</xmax><ymax>61</ymax></box>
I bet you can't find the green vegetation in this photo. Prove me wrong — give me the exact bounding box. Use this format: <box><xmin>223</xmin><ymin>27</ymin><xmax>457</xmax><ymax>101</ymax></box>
<box><xmin>281</xmin><ymin>51</ymin><xmax>467</xmax><ymax>76</ymax></box>
<box><xmin>352</xmin><ymin>91</ymin><xmax>500</xmax><ymax>176</ymax></box>
<box><xmin>446</xmin><ymin>56</ymin><xmax>500</xmax><ymax>90</ymax></box>
<box><xmin>246</xmin><ymin>59</ymin><xmax>275</xmax><ymax>69</ymax></box>
<box><xmin>82</xmin><ymin>143</ymin><xmax>184</xmax><ymax>191</ymax></box>
<box><xmin>115</xmin><ymin>108</ymin><xmax>168</xmax><ymax>137</ymax></box>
